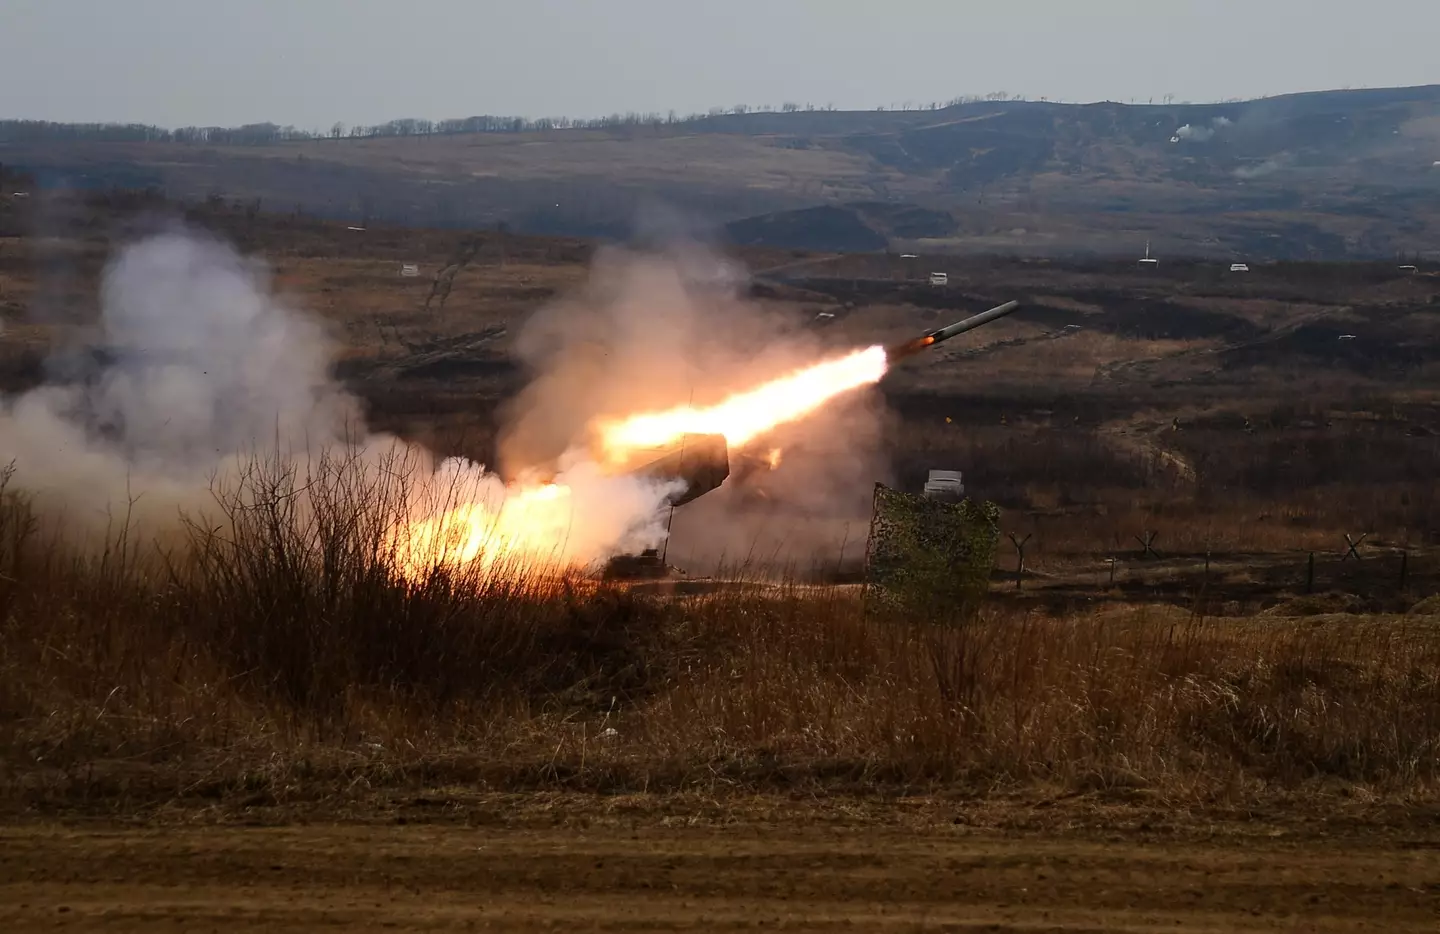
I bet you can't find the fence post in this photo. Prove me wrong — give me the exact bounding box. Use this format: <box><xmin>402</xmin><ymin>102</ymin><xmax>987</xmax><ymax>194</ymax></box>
<box><xmin>1109</xmin><ymin>557</ymin><xmax>1117</xmax><ymax>587</ymax></box>
<box><xmin>1007</xmin><ymin>533</ymin><xmax>1031</xmax><ymax>591</ymax></box>
<box><xmin>1305</xmin><ymin>552</ymin><xmax>1315</xmax><ymax>594</ymax></box>
<box><xmin>1400</xmin><ymin>550</ymin><xmax>1409</xmax><ymax>591</ymax></box>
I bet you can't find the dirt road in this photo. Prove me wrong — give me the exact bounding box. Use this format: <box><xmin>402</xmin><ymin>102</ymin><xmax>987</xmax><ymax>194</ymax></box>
<box><xmin>3</xmin><ymin>817</ymin><xmax>1438</xmax><ymax>931</ymax></box>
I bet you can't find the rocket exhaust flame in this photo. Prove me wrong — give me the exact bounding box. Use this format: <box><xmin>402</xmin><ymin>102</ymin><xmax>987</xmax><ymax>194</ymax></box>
<box><xmin>885</xmin><ymin>334</ymin><xmax>936</xmax><ymax>361</ymax></box>
<box><xmin>595</xmin><ymin>345</ymin><xmax>890</xmax><ymax>466</ymax></box>
<box><xmin>386</xmin><ymin>482</ymin><xmax>577</xmax><ymax>580</ymax></box>
<box><xmin>387</xmin><ymin>343</ymin><xmax>896</xmax><ymax>581</ymax></box>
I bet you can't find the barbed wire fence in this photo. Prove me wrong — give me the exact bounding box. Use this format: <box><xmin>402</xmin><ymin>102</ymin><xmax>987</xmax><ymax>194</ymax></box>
<box><xmin>861</xmin><ymin>478</ymin><xmax>1435</xmax><ymax>611</ymax></box>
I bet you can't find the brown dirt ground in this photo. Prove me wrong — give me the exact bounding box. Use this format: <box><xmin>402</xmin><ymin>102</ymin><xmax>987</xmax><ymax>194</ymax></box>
<box><xmin>3</xmin><ymin>798</ymin><xmax>1439</xmax><ymax>932</ymax></box>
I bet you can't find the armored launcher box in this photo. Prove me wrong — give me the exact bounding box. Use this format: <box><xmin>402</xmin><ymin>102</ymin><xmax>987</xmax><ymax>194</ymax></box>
<box><xmin>623</xmin><ymin>432</ymin><xmax>731</xmax><ymax>508</ymax></box>
<box><xmin>599</xmin><ymin>433</ymin><xmax>729</xmax><ymax>581</ymax></box>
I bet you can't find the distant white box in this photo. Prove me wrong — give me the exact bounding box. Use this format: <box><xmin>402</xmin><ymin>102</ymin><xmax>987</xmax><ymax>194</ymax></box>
<box><xmin>923</xmin><ymin>469</ymin><xmax>964</xmax><ymax>500</ymax></box>
<box><xmin>928</xmin><ymin>272</ymin><xmax>948</xmax><ymax>286</ymax></box>
<box><xmin>400</xmin><ymin>263</ymin><xmax>419</xmax><ymax>277</ymax></box>
<box><xmin>1230</xmin><ymin>263</ymin><xmax>1250</xmax><ymax>272</ymax></box>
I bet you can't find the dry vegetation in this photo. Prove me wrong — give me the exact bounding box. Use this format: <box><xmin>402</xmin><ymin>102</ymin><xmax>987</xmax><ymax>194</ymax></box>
<box><xmin>3</xmin><ymin>193</ymin><xmax>1440</xmax><ymax>825</ymax></box>
<box><xmin>3</xmin><ymin>456</ymin><xmax>1440</xmax><ymax>820</ymax></box>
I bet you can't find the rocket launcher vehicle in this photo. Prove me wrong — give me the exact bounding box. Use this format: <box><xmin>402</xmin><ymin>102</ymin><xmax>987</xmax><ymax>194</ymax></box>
<box><xmin>625</xmin><ymin>433</ymin><xmax>731</xmax><ymax>508</ymax></box>
<box><xmin>623</xmin><ymin>301</ymin><xmax>1021</xmax><ymax>510</ymax></box>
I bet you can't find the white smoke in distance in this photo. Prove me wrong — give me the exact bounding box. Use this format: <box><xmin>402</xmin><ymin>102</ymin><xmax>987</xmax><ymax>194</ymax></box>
<box><xmin>1172</xmin><ymin>116</ymin><xmax>1232</xmax><ymax>143</ymax></box>
<box><xmin>1233</xmin><ymin>154</ymin><xmax>1293</xmax><ymax>179</ymax></box>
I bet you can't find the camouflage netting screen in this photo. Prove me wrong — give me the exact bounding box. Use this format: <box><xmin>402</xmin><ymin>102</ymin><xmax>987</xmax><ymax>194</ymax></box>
<box><xmin>864</xmin><ymin>482</ymin><xmax>1000</xmax><ymax>619</ymax></box>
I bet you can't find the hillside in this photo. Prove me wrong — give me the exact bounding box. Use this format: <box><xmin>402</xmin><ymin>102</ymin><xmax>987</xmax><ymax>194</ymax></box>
<box><xmin>4</xmin><ymin>85</ymin><xmax>1440</xmax><ymax>259</ymax></box>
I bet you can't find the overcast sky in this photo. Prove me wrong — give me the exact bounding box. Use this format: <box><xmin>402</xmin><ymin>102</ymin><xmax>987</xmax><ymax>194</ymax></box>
<box><xmin>3</xmin><ymin>0</ymin><xmax>1438</xmax><ymax>129</ymax></box>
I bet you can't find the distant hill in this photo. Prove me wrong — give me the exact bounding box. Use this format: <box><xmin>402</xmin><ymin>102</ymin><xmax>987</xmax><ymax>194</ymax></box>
<box><xmin>4</xmin><ymin>85</ymin><xmax>1440</xmax><ymax>260</ymax></box>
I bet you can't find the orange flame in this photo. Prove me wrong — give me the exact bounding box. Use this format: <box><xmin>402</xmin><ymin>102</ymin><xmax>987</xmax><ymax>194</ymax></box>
<box><xmin>386</xmin><ymin>344</ymin><xmax>891</xmax><ymax>581</ymax></box>
<box><xmin>387</xmin><ymin>482</ymin><xmax>578</xmax><ymax>580</ymax></box>
<box><xmin>596</xmin><ymin>345</ymin><xmax>888</xmax><ymax>465</ymax></box>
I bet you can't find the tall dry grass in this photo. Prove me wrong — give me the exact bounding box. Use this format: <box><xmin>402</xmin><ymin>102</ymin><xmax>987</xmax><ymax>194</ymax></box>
<box><xmin>2</xmin><ymin>456</ymin><xmax>1439</xmax><ymax>813</ymax></box>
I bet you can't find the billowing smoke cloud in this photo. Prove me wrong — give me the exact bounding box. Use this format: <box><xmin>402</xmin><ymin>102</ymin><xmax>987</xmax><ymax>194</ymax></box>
<box><xmin>0</xmin><ymin>230</ymin><xmax>354</xmax><ymax>530</ymax></box>
<box><xmin>0</xmin><ymin>228</ymin><xmax>677</xmax><ymax>566</ymax></box>
<box><xmin>499</xmin><ymin>242</ymin><xmax>891</xmax><ymax>575</ymax></box>
<box><xmin>86</xmin><ymin>232</ymin><xmax>359</xmax><ymax>467</ymax></box>
<box><xmin>498</xmin><ymin>243</ymin><xmax>775</xmax><ymax>471</ymax></box>
<box><xmin>1172</xmin><ymin>116</ymin><xmax>1232</xmax><ymax>143</ymax></box>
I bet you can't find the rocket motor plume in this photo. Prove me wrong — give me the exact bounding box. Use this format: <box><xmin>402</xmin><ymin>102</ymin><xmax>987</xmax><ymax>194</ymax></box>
<box><xmin>386</xmin><ymin>481</ymin><xmax>572</xmax><ymax>579</ymax></box>
<box><xmin>885</xmin><ymin>334</ymin><xmax>936</xmax><ymax>362</ymax></box>
<box><xmin>396</xmin><ymin>340</ymin><xmax>895</xmax><ymax>575</ymax></box>
<box><xmin>594</xmin><ymin>345</ymin><xmax>890</xmax><ymax>467</ymax></box>
<box><xmin>591</xmin><ymin>302</ymin><xmax>1020</xmax><ymax>469</ymax></box>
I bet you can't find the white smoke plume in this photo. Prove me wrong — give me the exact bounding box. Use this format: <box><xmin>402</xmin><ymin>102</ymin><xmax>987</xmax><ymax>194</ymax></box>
<box><xmin>0</xmin><ymin>228</ymin><xmax>677</xmax><ymax>567</ymax></box>
<box><xmin>498</xmin><ymin>243</ymin><xmax>783</xmax><ymax>471</ymax></box>
<box><xmin>1172</xmin><ymin>116</ymin><xmax>1232</xmax><ymax>143</ymax></box>
<box><xmin>1233</xmin><ymin>154</ymin><xmax>1293</xmax><ymax>179</ymax></box>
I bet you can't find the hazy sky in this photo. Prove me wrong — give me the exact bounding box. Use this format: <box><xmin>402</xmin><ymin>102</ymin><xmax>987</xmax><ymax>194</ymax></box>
<box><xmin>3</xmin><ymin>0</ymin><xmax>1438</xmax><ymax>129</ymax></box>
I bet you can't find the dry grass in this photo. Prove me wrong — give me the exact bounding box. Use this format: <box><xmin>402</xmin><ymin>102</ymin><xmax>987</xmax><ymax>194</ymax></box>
<box><xmin>3</xmin><ymin>456</ymin><xmax>1439</xmax><ymax>817</ymax></box>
